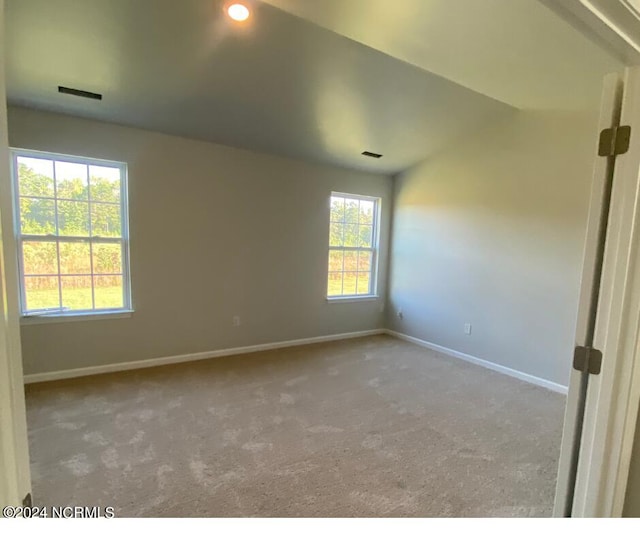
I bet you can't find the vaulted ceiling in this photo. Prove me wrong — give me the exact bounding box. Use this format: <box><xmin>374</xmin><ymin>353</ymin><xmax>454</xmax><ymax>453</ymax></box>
<box><xmin>263</xmin><ymin>0</ymin><xmax>623</xmax><ymax>110</ymax></box>
<box><xmin>5</xmin><ymin>0</ymin><xmax>621</xmax><ymax>174</ymax></box>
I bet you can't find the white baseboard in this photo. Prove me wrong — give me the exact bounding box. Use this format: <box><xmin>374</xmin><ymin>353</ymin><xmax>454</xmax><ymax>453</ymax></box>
<box><xmin>385</xmin><ymin>329</ymin><xmax>568</xmax><ymax>395</ymax></box>
<box><xmin>24</xmin><ymin>329</ymin><xmax>386</xmax><ymax>384</ymax></box>
<box><xmin>24</xmin><ymin>328</ymin><xmax>568</xmax><ymax>394</ymax></box>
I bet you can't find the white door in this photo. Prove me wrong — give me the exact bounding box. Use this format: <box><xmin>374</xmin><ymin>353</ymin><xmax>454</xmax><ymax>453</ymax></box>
<box><xmin>0</xmin><ymin>0</ymin><xmax>32</xmax><ymax>508</ymax></box>
<box><xmin>555</xmin><ymin>66</ymin><xmax>640</xmax><ymax>517</ymax></box>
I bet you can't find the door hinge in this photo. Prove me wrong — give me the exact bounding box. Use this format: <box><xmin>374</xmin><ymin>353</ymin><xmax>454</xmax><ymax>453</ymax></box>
<box><xmin>573</xmin><ymin>346</ymin><xmax>603</xmax><ymax>375</ymax></box>
<box><xmin>599</xmin><ymin>125</ymin><xmax>631</xmax><ymax>157</ymax></box>
<box><xmin>22</xmin><ymin>493</ymin><xmax>32</xmax><ymax>508</ymax></box>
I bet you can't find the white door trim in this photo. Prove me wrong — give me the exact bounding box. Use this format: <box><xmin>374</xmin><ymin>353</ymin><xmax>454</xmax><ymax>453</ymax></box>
<box><xmin>539</xmin><ymin>0</ymin><xmax>640</xmax><ymax>64</ymax></box>
<box><xmin>554</xmin><ymin>72</ymin><xmax>624</xmax><ymax>517</ymax></box>
<box><xmin>0</xmin><ymin>0</ymin><xmax>31</xmax><ymax>507</ymax></box>
<box><xmin>572</xmin><ymin>66</ymin><xmax>640</xmax><ymax>517</ymax></box>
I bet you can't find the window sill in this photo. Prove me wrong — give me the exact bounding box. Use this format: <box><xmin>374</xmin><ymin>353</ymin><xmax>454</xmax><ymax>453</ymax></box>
<box><xmin>326</xmin><ymin>295</ymin><xmax>379</xmax><ymax>303</ymax></box>
<box><xmin>20</xmin><ymin>310</ymin><xmax>134</xmax><ymax>325</ymax></box>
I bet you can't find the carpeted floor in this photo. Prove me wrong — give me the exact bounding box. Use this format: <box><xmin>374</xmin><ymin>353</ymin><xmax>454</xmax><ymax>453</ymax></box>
<box><xmin>25</xmin><ymin>335</ymin><xmax>565</xmax><ymax>517</ymax></box>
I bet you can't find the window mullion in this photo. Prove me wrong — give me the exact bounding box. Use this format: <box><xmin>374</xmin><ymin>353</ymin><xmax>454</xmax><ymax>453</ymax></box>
<box><xmin>17</xmin><ymin>194</ymin><xmax>119</xmax><ymax>206</ymax></box>
<box><xmin>86</xmin><ymin>164</ymin><xmax>96</xmax><ymax>309</ymax></box>
<box><xmin>24</xmin><ymin>272</ymin><xmax>122</xmax><ymax>278</ymax></box>
<box><xmin>21</xmin><ymin>235</ymin><xmax>123</xmax><ymax>244</ymax></box>
<box><xmin>372</xmin><ymin>198</ymin><xmax>379</xmax><ymax>295</ymax></box>
<box><xmin>52</xmin><ymin>161</ymin><xmax>63</xmax><ymax>311</ymax></box>
<box><xmin>56</xmin><ymin>247</ymin><xmax>63</xmax><ymax>312</ymax></box>
<box><xmin>329</xmin><ymin>246</ymin><xmax>372</xmax><ymax>253</ymax></box>
<box><xmin>355</xmin><ymin>269</ymin><xmax>359</xmax><ymax>295</ymax></box>
<box><xmin>341</xmin><ymin>213</ymin><xmax>345</xmax><ymax>296</ymax></box>
<box><xmin>341</xmin><ymin>248</ymin><xmax>345</xmax><ymax>293</ymax></box>
<box><xmin>16</xmin><ymin>236</ymin><xmax>28</xmax><ymax>313</ymax></box>
<box><xmin>89</xmin><ymin>237</ymin><xmax>123</xmax><ymax>244</ymax></box>
<box><xmin>369</xmin><ymin>251</ymin><xmax>376</xmax><ymax>295</ymax></box>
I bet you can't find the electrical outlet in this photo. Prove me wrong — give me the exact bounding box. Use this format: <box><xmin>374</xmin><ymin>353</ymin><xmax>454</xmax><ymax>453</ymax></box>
<box><xmin>464</xmin><ymin>323</ymin><xmax>472</xmax><ymax>335</ymax></box>
<box><xmin>233</xmin><ymin>315</ymin><xmax>241</xmax><ymax>327</ymax></box>
<box><xmin>397</xmin><ymin>309</ymin><xmax>404</xmax><ymax>320</ymax></box>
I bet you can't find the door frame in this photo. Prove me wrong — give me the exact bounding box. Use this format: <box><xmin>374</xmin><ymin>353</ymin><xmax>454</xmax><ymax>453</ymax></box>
<box><xmin>0</xmin><ymin>0</ymin><xmax>32</xmax><ymax>508</ymax></box>
<box><xmin>543</xmin><ymin>0</ymin><xmax>640</xmax><ymax>518</ymax></box>
<box><xmin>539</xmin><ymin>0</ymin><xmax>640</xmax><ymax>65</ymax></box>
<box><xmin>554</xmin><ymin>71</ymin><xmax>625</xmax><ymax>517</ymax></box>
<box><xmin>570</xmin><ymin>65</ymin><xmax>640</xmax><ymax>517</ymax></box>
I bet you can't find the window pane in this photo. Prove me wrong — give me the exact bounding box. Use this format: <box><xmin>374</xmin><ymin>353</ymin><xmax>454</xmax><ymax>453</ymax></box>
<box><xmin>328</xmin><ymin>250</ymin><xmax>343</xmax><ymax>272</ymax></box>
<box><xmin>329</xmin><ymin>223</ymin><xmax>344</xmax><ymax>247</ymax></box>
<box><xmin>357</xmin><ymin>272</ymin><xmax>371</xmax><ymax>295</ymax></box>
<box><xmin>56</xmin><ymin>161</ymin><xmax>88</xmax><ymax>200</ymax></box>
<box><xmin>344</xmin><ymin>224</ymin><xmax>359</xmax><ymax>247</ymax></box>
<box><xmin>94</xmin><ymin>275</ymin><xmax>124</xmax><ymax>309</ymax></box>
<box><xmin>20</xmin><ymin>198</ymin><xmax>55</xmax><ymax>235</ymax></box>
<box><xmin>14</xmin><ymin>152</ymin><xmax>129</xmax><ymax>315</ymax></box>
<box><xmin>22</xmin><ymin>241</ymin><xmax>58</xmax><ymax>275</ymax></box>
<box><xmin>61</xmin><ymin>276</ymin><xmax>93</xmax><ymax>310</ymax></box>
<box><xmin>359</xmin><ymin>200</ymin><xmax>374</xmax><ymax>225</ymax></box>
<box><xmin>330</xmin><ymin>196</ymin><xmax>345</xmax><ymax>222</ymax></box>
<box><xmin>344</xmin><ymin>251</ymin><xmax>358</xmax><ymax>272</ymax></box>
<box><xmin>358</xmin><ymin>251</ymin><xmax>372</xmax><ymax>272</ymax></box>
<box><xmin>343</xmin><ymin>272</ymin><xmax>357</xmax><ymax>295</ymax></box>
<box><xmin>93</xmin><ymin>243</ymin><xmax>122</xmax><ymax>274</ymax></box>
<box><xmin>58</xmin><ymin>201</ymin><xmax>90</xmax><ymax>236</ymax></box>
<box><xmin>17</xmin><ymin>157</ymin><xmax>54</xmax><ymax>197</ymax></box>
<box><xmin>90</xmin><ymin>166</ymin><xmax>121</xmax><ymax>203</ymax></box>
<box><xmin>327</xmin><ymin>272</ymin><xmax>343</xmax><ymax>297</ymax></box>
<box><xmin>25</xmin><ymin>276</ymin><xmax>59</xmax><ymax>311</ymax></box>
<box><xmin>359</xmin><ymin>225</ymin><xmax>373</xmax><ymax>248</ymax></box>
<box><xmin>59</xmin><ymin>242</ymin><xmax>91</xmax><ymax>274</ymax></box>
<box><xmin>91</xmin><ymin>203</ymin><xmax>122</xmax><ymax>237</ymax></box>
<box><xmin>345</xmin><ymin>199</ymin><xmax>359</xmax><ymax>223</ymax></box>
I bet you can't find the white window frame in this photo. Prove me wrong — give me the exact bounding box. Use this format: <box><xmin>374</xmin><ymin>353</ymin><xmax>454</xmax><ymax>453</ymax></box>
<box><xmin>327</xmin><ymin>192</ymin><xmax>381</xmax><ymax>301</ymax></box>
<box><xmin>10</xmin><ymin>148</ymin><xmax>132</xmax><ymax>320</ymax></box>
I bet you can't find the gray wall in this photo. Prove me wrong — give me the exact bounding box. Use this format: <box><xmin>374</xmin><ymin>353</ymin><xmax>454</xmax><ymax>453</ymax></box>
<box><xmin>386</xmin><ymin>109</ymin><xmax>599</xmax><ymax>387</ymax></box>
<box><xmin>8</xmin><ymin>106</ymin><xmax>392</xmax><ymax>375</ymax></box>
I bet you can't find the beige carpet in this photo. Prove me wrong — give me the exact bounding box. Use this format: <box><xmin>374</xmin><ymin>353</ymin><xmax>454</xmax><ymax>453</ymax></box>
<box><xmin>25</xmin><ymin>335</ymin><xmax>565</xmax><ymax>517</ymax></box>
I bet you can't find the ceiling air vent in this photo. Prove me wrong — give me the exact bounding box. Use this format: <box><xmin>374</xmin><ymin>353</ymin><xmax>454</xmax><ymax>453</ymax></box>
<box><xmin>362</xmin><ymin>151</ymin><xmax>383</xmax><ymax>159</ymax></box>
<box><xmin>58</xmin><ymin>86</ymin><xmax>103</xmax><ymax>101</ymax></box>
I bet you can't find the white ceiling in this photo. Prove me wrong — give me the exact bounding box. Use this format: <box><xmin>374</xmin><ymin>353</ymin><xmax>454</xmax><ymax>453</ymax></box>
<box><xmin>5</xmin><ymin>0</ymin><xmax>621</xmax><ymax>174</ymax></box>
<box><xmin>262</xmin><ymin>0</ymin><xmax>623</xmax><ymax>110</ymax></box>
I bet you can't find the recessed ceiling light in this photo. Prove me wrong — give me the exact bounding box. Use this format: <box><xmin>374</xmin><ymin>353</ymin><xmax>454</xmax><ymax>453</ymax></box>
<box><xmin>227</xmin><ymin>3</ymin><xmax>250</xmax><ymax>22</ymax></box>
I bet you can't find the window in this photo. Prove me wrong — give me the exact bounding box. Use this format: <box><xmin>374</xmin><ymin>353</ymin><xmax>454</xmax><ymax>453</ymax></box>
<box><xmin>327</xmin><ymin>193</ymin><xmax>380</xmax><ymax>298</ymax></box>
<box><xmin>11</xmin><ymin>149</ymin><xmax>131</xmax><ymax>317</ymax></box>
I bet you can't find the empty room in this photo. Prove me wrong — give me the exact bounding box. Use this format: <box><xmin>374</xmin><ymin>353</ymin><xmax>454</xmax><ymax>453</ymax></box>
<box><xmin>3</xmin><ymin>0</ymin><xmax>640</xmax><ymax>521</ymax></box>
